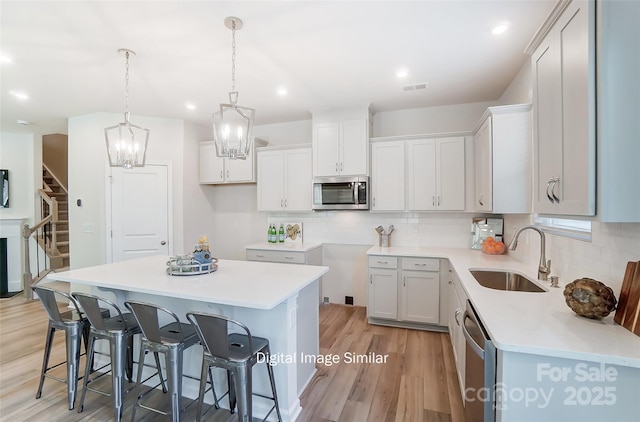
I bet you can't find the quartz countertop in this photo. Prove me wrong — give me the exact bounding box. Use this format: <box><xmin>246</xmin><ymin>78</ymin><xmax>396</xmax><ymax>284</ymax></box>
<box><xmin>367</xmin><ymin>246</ymin><xmax>640</xmax><ymax>368</ymax></box>
<box><xmin>245</xmin><ymin>242</ymin><xmax>322</xmax><ymax>252</ymax></box>
<box><xmin>46</xmin><ymin>255</ymin><xmax>329</xmax><ymax>310</ymax></box>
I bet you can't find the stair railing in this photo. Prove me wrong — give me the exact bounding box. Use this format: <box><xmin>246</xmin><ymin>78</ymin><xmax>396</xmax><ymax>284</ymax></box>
<box><xmin>22</xmin><ymin>216</ymin><xmax>52</xmax><ymax>300</ymax></box>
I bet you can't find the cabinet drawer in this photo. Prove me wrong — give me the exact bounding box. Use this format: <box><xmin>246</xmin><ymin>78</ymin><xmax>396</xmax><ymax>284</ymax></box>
<box><xmin>368</xmin><ymin>256</ymin><xmax>398</xmax><ymax>269</ymax></box>
<box><xmin>401</xmin><ymin>257</ymin><xmax>439</xmax><ymax>271</ymax></box>
<box><xmin>246</xmin><ymin>250</ymin><xmax>306</xmax><ymax>264</ymax></box>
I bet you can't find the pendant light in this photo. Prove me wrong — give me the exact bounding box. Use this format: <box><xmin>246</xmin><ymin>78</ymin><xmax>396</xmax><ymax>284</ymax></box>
<box><xmin>212</xmin><ymin>17</ymin><xmax>255</xmax><ymax>160</ymax></box>
<box><xmin>105</xmin><ymin>48</ymin><xmax>150</xmax><ymax>168</ymax></box>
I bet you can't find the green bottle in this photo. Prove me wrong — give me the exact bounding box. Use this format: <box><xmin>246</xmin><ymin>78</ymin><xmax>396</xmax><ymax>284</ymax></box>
<box><xmin>278</xmin><ymin>224</ymin><xmax>285</xmax><ymax>243</ymax></box>
<box><xmin>268</xmin><ymin>224</ymin><xmax>273</xmax><ymax>243</ymax></box>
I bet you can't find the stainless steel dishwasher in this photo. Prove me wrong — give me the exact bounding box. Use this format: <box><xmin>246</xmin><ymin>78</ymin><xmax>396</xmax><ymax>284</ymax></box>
<box><xmin>462</xmin><ymin>300</ymin><xmax>497</xmax><ymax>422</ymax></box>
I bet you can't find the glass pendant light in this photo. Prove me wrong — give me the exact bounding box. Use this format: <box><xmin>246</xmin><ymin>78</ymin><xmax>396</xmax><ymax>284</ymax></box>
<box><xmin>105</xmin><ymin>48</ymin><xmax>149</xmax><ymax>168</ymax></box>
<box><xmin>213</xmin><ymin>17</ymin><xmax>255</xmax><ymax>160</ymax></box>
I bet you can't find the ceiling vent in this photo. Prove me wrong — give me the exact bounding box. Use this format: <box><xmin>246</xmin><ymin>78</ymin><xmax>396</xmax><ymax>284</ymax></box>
<box><xmin>402</xmin><ymin>82</ymin><xmax>428</xmax><ymax>92</ymax></box>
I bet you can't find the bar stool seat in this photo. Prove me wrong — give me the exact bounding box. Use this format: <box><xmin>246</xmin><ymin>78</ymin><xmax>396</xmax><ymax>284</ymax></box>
<box><xmin>33</xmin><ymin>285</ymin><xmax>108</xmax><ymax>410</ymax></box>
<box><xmin>72</xmin><ymin>292</ymin><xmax>165</xmax><ymax>422</ymax></box>
<box><xmin>125</xmin><ymin>300</ymin><xmax>214</xmax><ymax>422</ymax></box>
<box><xmin>186</xmin><ymin>311</ymin><xmax>282</xmax><ymax>422</ymax></box>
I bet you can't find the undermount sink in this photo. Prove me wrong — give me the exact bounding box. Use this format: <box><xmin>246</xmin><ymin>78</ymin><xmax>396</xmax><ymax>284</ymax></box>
<box><xmin>470</xmin><ymin>269</ymin><xmax>546</xmax><ymax>292</ymax></box>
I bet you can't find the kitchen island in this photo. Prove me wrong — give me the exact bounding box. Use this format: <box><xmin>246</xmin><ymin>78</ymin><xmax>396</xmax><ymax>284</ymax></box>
<box><xmin>46</xmin><ymin>255</ymin><xmax>329</xmax><ymax>422</ymax></box>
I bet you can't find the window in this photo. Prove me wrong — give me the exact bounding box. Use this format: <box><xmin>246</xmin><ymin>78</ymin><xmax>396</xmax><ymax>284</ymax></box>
<box><xmin>534</xmin><ymin>216</ymin><xmax>592</xmax><ymax>241</ymax></box>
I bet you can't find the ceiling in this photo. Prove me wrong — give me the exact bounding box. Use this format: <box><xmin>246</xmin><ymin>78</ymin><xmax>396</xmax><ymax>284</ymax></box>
<box><xmin>0</xmin><ymin>0</ymin><xmax>556</xmax><ymax>135</ymax></box>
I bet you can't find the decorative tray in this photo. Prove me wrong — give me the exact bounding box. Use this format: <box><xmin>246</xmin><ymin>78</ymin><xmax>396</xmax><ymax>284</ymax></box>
<box><xmin>166</xmin><ymin>255</ymin><xmax>218</xmax><ymax>276</ymax></box>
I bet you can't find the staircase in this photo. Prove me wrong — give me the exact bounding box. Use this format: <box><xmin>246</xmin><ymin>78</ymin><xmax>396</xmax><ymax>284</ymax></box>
<box><xmin>40</xmin><ymin>166</ymin><xmax>70</xmax><ymax>271</ymax></box>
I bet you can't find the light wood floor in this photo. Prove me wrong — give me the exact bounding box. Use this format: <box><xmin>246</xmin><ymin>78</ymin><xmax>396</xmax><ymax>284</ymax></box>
<box><xmin>0</xmin><ymin>294</ymin><xmax>464</xmax><ymax>422</ymax></box>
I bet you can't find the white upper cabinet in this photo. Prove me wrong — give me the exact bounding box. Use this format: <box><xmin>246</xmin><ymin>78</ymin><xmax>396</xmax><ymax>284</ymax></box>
<box><xmin>473</xmin><ymin>104</ymin><xmax>532</xmax><ymax>214</ymax></box>
<box><xmin>312</xmin><ymin>107</ymin><xmax>371</xmax><ymax>177</ymax></box>
<box><xmin>370</xmin><ymin>140</ymin><xmax>405</xmax><ymax>211</ymax></box>
<box><xmin>199</xmin><ymin>139</ymin><xmax>266</xmax><ymax>184</ymax></box>
<box><xmin>407</xmin><ymin>137</ymin><xmax>465</xmax><ymax>211</ymax></box>
<box><xmin>530</xmin><ymin>0</ymin><xmax>595</xmax><ymax>215</ymax></box>
<box><xmin>257</xmin><ymin>145</ymin><xmax>312</xmax><ymax>212</ymax></box>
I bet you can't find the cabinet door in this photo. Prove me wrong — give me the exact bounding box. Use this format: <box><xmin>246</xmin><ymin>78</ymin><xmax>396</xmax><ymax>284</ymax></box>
<box><xmin>225</xmin><ymin>143</ymin><xmax>255</xmax><ymax>182</ymax></box>
<box><xmin>448</xmin><ymin>272</ymin><xmax>466</xmax><ymax>395</ymax></box>
<box><xmin>313</xmin><ymin>122</ymin><xmax>340</xmax><ymax>177</ymax></box>
<box><xmin>474</xmin><ymin>119</ymin><xmax>493</xmax><ymax>211</ymax></box>
<box><xmin>436</xmin><ymin>137</ymin><xmax>465</xmax><ymax>210</ymax></box>
<box><xmin>340</xmin><ymin>118</ymin><xmax>368</xmax><ymax>176</ymax></box>
<box><xmin>401</xmin><ymin>270</ymin><xmax>439</xmax><ymax>324</ymax></box>
<box><xmin>257</xmin><ymin>151</ymin><xmax>285</xmax><ymax>211</ymax></box>
<box><xmin>533</xmin><ymin>1</ymin><xmax>594</xmax><ymax>215</ymax></box>
<box><xmin>199</xmin><ymin>142</ymin><xmax>224</xmax><ymax>184</ymax></box>
<box><xmin>284</xmin><ymin>148</ymin><xmax>312</xmax><ymax>211</ymax></box>
<box><xmin>368</xmin><ymin>269</ymin><xmax>398</xmax><ymax>320</ymax></box>
<box><xmin>371</xmin><ymin>141</ymin><xmax>405</xmax><ymax>211</ymax></box>
<box><xmin>407</xmin><ymin>139</ymin><xmax>437</xmax><ymax>211</ymax></box>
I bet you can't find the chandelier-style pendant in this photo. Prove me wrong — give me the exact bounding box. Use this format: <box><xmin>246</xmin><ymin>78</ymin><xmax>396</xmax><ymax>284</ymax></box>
<box><xmin>105</xmin><ymin>49</ymin><xmax>149</xmax><ymax>168</ymax></box>
<box><xmin>213</xmin><ymin>17</ymin><xmax>254</xmax><ymax>160</ymax></box>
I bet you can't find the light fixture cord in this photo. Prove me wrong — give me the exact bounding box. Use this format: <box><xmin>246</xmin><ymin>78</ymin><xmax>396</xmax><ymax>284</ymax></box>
<box><xmin>124</xmin><ymin>50</ymin><xmax>130</xmax><ymax>120</ymax></box>
<box><xmin>231</xmin><ymin>19</ymin><xmax>236</xmax><ymax>92</ymax></box>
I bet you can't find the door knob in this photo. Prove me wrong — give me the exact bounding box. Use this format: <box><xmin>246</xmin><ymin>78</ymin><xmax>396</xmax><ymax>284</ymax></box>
<box><xmin>160</xmin><ymin>241</ymin><xmax>166</xmax><ymax>245</ymax></box>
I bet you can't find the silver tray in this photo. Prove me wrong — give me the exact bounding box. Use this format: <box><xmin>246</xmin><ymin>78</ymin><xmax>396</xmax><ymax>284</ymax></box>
<box><xmin>166</xmin><ymin>256</ymin><xmax>218</xmax><ymax>276</ymax></box>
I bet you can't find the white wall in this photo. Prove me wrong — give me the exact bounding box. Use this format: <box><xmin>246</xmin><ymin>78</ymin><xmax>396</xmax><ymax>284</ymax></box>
<box><xmin>68</xmin><ymin>113</ymin><xmax>187</xmax><ymax>269</ymax></box>
<box><xmin>498</xmin><ymin>61</ymin><xmax>533</xmax><ymax>105</ymax></box>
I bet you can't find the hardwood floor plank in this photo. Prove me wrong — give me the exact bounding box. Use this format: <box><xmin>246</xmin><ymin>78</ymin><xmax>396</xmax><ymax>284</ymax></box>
<box><xmin>1</xmin><ymin>299</ymin><xmax>465</xmax><ymax>422</ymax></box>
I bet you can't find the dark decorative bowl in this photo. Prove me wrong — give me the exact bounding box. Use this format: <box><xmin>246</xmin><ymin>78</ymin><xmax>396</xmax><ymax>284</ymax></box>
<box><xmin>563</xmin><ymin>278</ymin><xmax>617</xmax><ymax>319</ymax></box>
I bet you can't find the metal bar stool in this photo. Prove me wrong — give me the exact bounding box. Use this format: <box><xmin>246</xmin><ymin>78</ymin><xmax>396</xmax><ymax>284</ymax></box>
<box><xmin>33</xmin><ymin>285</ymin><xmax>97</xmax><ymax>410</ymax></box>
<box><xmin>125</xmin><ymin>300</ymin><xmax>214</xmax><ymax>422</ymax></box>
<box><xmin>186</xmin><ymin>311</ymin><xmax>282</xmax><ymax>422</ymax></box>
<box><xmin>72</xmin><ymin>292</ymin><xmax>165</xmax><ymax>422</ymax></box>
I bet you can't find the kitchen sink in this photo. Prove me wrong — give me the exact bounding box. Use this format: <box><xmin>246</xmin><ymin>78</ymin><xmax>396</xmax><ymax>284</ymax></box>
<box><xmin>469</xmin><ymin>269</ymin><xmax>546</xmax><ymax>292</ymax></box>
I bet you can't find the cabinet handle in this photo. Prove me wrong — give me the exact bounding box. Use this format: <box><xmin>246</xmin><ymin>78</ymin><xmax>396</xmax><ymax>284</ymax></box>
<box><xmin>432</xmin><ymin>196</ymin><xmax>435</xmax><ymax>207</ymax></box>
<box><xmin>370</xmin><ymin>274</ymin><xmax>373</xmax><ymax>284</ymax></box>
<box><xmin>376</xmin><ymin>260</ymin><xmax>388</xmax><ymax>264</ymax></box>
<box><xmin>220</xmin><ymin>170</ymin><xmax>224</xmax><ymax>179</ymax></box>
<box><xmin>437</xmin><ymin>196</ymin><xmax>441</xmax><ymax>206</ymax></box>
<box><xmin>284</xmin><ymin>199</ymin><xmax>287</xmax><ymax>208</ymax></box>
<box><xmin>373</xmin><ymin>197</ymin><xmax>376</xmax><ymax>207</ymax></box>
<box><xmin>551</xmin><ymin>177</ymin><xmax>560</xmax><ymax>203</ymax></box>
<box><xmin>414</xmin><ymin>263</ymin><xmax>427</xmax><ymax>267</ymax></box>
<box><xmin>546</xmin><ymin>178</ymin><xmax>554</xmax><ymax>203</ymax></box>
<box><xmin>403</xmin><ymin>276</ymin><xmax>406</xmax><ymax>287</ymax></box>
<box><xmin>226</xmin><ymin>169</ymin><xmax>229</xmax><ymax>178</ymax></box>
<box><xmin>448</xmin><ymin>279</ymin><xmax>452</xmax><ymax>285</ymax></box>
<box><xmin>341</xmin><ymin>162</ymin><xmax>344</xmax><ymax>172</ymax></box>
<box><xmin>454</xmin><ymin>308</ymin><xmax>461</xmax><ymax>326</ymax></box>
<box><xmin>478</xmin><ymin>194</ymin><xmax>484</xmax><ymax>206</ymax></box>
<box><xmin>336</xmin><ymin>162</ymin><xmax>338</xmax><ymax>172</ymax></box>
<box><xmin>284</xmin><ymin>256</ymin><xmax>294</xmax><ymax>260</ymax></box>
<box><xmin>280</xmin><ymin>199</ymin><xmax>284</xmax><ymax>208</ymax></box>
<box><xmin>256</xmin><ymin>254</ymin><xmax>265</xmax><ymax>258</ymax></box>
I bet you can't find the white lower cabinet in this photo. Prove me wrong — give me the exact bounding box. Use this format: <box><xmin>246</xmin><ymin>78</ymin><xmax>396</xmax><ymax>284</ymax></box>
<box><xmin>448</xmin><ymin>268</ymin><xmax>467</xmax><ymax>398</ymax></box>
<box><xmin>367</xmin><ymin>255</ymin><xmax>444</xmax><ymax>328</ymax></box>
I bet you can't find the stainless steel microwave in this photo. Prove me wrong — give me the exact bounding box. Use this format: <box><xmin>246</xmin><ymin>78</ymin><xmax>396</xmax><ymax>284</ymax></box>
<box><xmin>312</xmin><ymin>176</ymin><xmax>369</xmax><ymax>210</ymax></box>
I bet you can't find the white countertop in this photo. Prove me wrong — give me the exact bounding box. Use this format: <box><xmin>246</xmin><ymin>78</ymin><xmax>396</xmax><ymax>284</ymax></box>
<box><xmin>367</xmin><ymin>246</ymin><xmax>640</xmax><ymax>368</ymax></box>
<box><xmin>245</xmin><ymin>242</ymin><xmax>323</xmax><ymax>252</ymax></box>
<box><xmin>46</xmin><ymin>255</ymin><xmax>329</xmax><ymax>310</ymax></box>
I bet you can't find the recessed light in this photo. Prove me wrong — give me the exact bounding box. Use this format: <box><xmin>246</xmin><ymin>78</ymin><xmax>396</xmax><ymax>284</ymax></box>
<box><xmin>10</xmin><ymin>90</ymin><xmax>29</xmax><ymax>100</ymax></box>
<box><xmin>491</xmin><ymin>22</ymin><xmax>511</xmax><ymax>35</ymax></box>
<box><xmin>396</xmin><ymin>69</ymin><xmax>409</xmax><ymax>78</ymax></box>
<box><xmin>277</xmin><ymin>87</ymin><xmax>288</xmax><ymax>96</ymax></box>
<box><xmin>17</xmin><ymin>120</ymin><xmax>31</xmax><ymax>125</ymax></box>
<box><xmin>185</xmin><ymin>103</ymin><xmax>196</xmax><ymax>110</ymax></box>
<box><xmin>0</xmin><ymin>55</ymin><xmax>13</xmax><ymax>64</ymax></box>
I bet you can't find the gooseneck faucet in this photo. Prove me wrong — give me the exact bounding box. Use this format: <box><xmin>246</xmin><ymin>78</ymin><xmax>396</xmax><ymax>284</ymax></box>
<box><xmin>508</xmin><ymin>225</ymin><xmax>551</xmax><ymax>281</ymax></box>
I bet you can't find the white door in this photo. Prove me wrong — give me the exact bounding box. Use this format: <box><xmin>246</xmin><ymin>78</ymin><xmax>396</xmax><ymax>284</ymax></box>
<box><xmin>436</xmin><ymin>137</ymin><xmax>466</xmax><ymax>210</ymax></box>
<box><xmin>371</xmin><ymin>141</ymin><xmax>405</xmax><ymax>211</ymax></box>
<box><xmin>407</xmin><ymin>138</ymin><xmax>436</xmax><ymax>211</ymax></box>
<box><xmin>313</xmin><ymin>122</ymin><xmax>340</xmax><ymax>177</ymax></box>
<box><xmin>284</xmin><ymin>148</ymin><xmax>312</xmax><ymax>211</ymax></box>
<box><xmin>257</xmin><ymin>150</ymin><xmax>285</xmax><ymax>211</ymax></box>
<box><xmin>111</xmin><ymin>165</ymin><xmax>170</xmax><ymax>262</ymax></box>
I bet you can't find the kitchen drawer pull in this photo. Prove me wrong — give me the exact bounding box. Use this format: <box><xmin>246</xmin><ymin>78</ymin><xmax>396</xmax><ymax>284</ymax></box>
<box><xmin>414</xmin><ymin>263</ymin><xmax>427</xmax><ymax>267</ymax></box>
<box><xmin>454</xmin><ymin>308</ymin><xmax>461</xmax><ymax>326</ymax></box>
<box><xmin>255</xmin><ymin>254</ymin><xmax>265</xmax><ymax>258</ymax></box>
<box><xmin>377</xmin><ymin>260</ymin><xmax>388</xmax><ymax>264</ymax></box>
<box><xmin>284</xmin><ymin>256</ymin><xmax>294</xmax><ymax>260</ymax></box>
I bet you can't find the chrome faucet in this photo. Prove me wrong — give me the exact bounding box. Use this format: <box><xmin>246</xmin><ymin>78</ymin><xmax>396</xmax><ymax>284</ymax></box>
<box><xmin>508</xmin><ymin>225</ymin><xmax>551</xmax><ymax>281</ymax></box>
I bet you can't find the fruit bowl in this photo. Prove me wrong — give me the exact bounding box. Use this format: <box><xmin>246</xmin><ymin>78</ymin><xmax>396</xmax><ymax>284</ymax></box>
<box><xmin>481</xmin><ymin>237</ymin><xmax>506</xmax><ymax>255</ymax></box>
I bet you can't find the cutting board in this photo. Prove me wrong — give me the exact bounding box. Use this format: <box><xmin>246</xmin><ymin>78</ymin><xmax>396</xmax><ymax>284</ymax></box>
<box><xmin>614</xmin><ymin>261</ymin><xmax>640</xmax><ymax>336</ymax></box>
